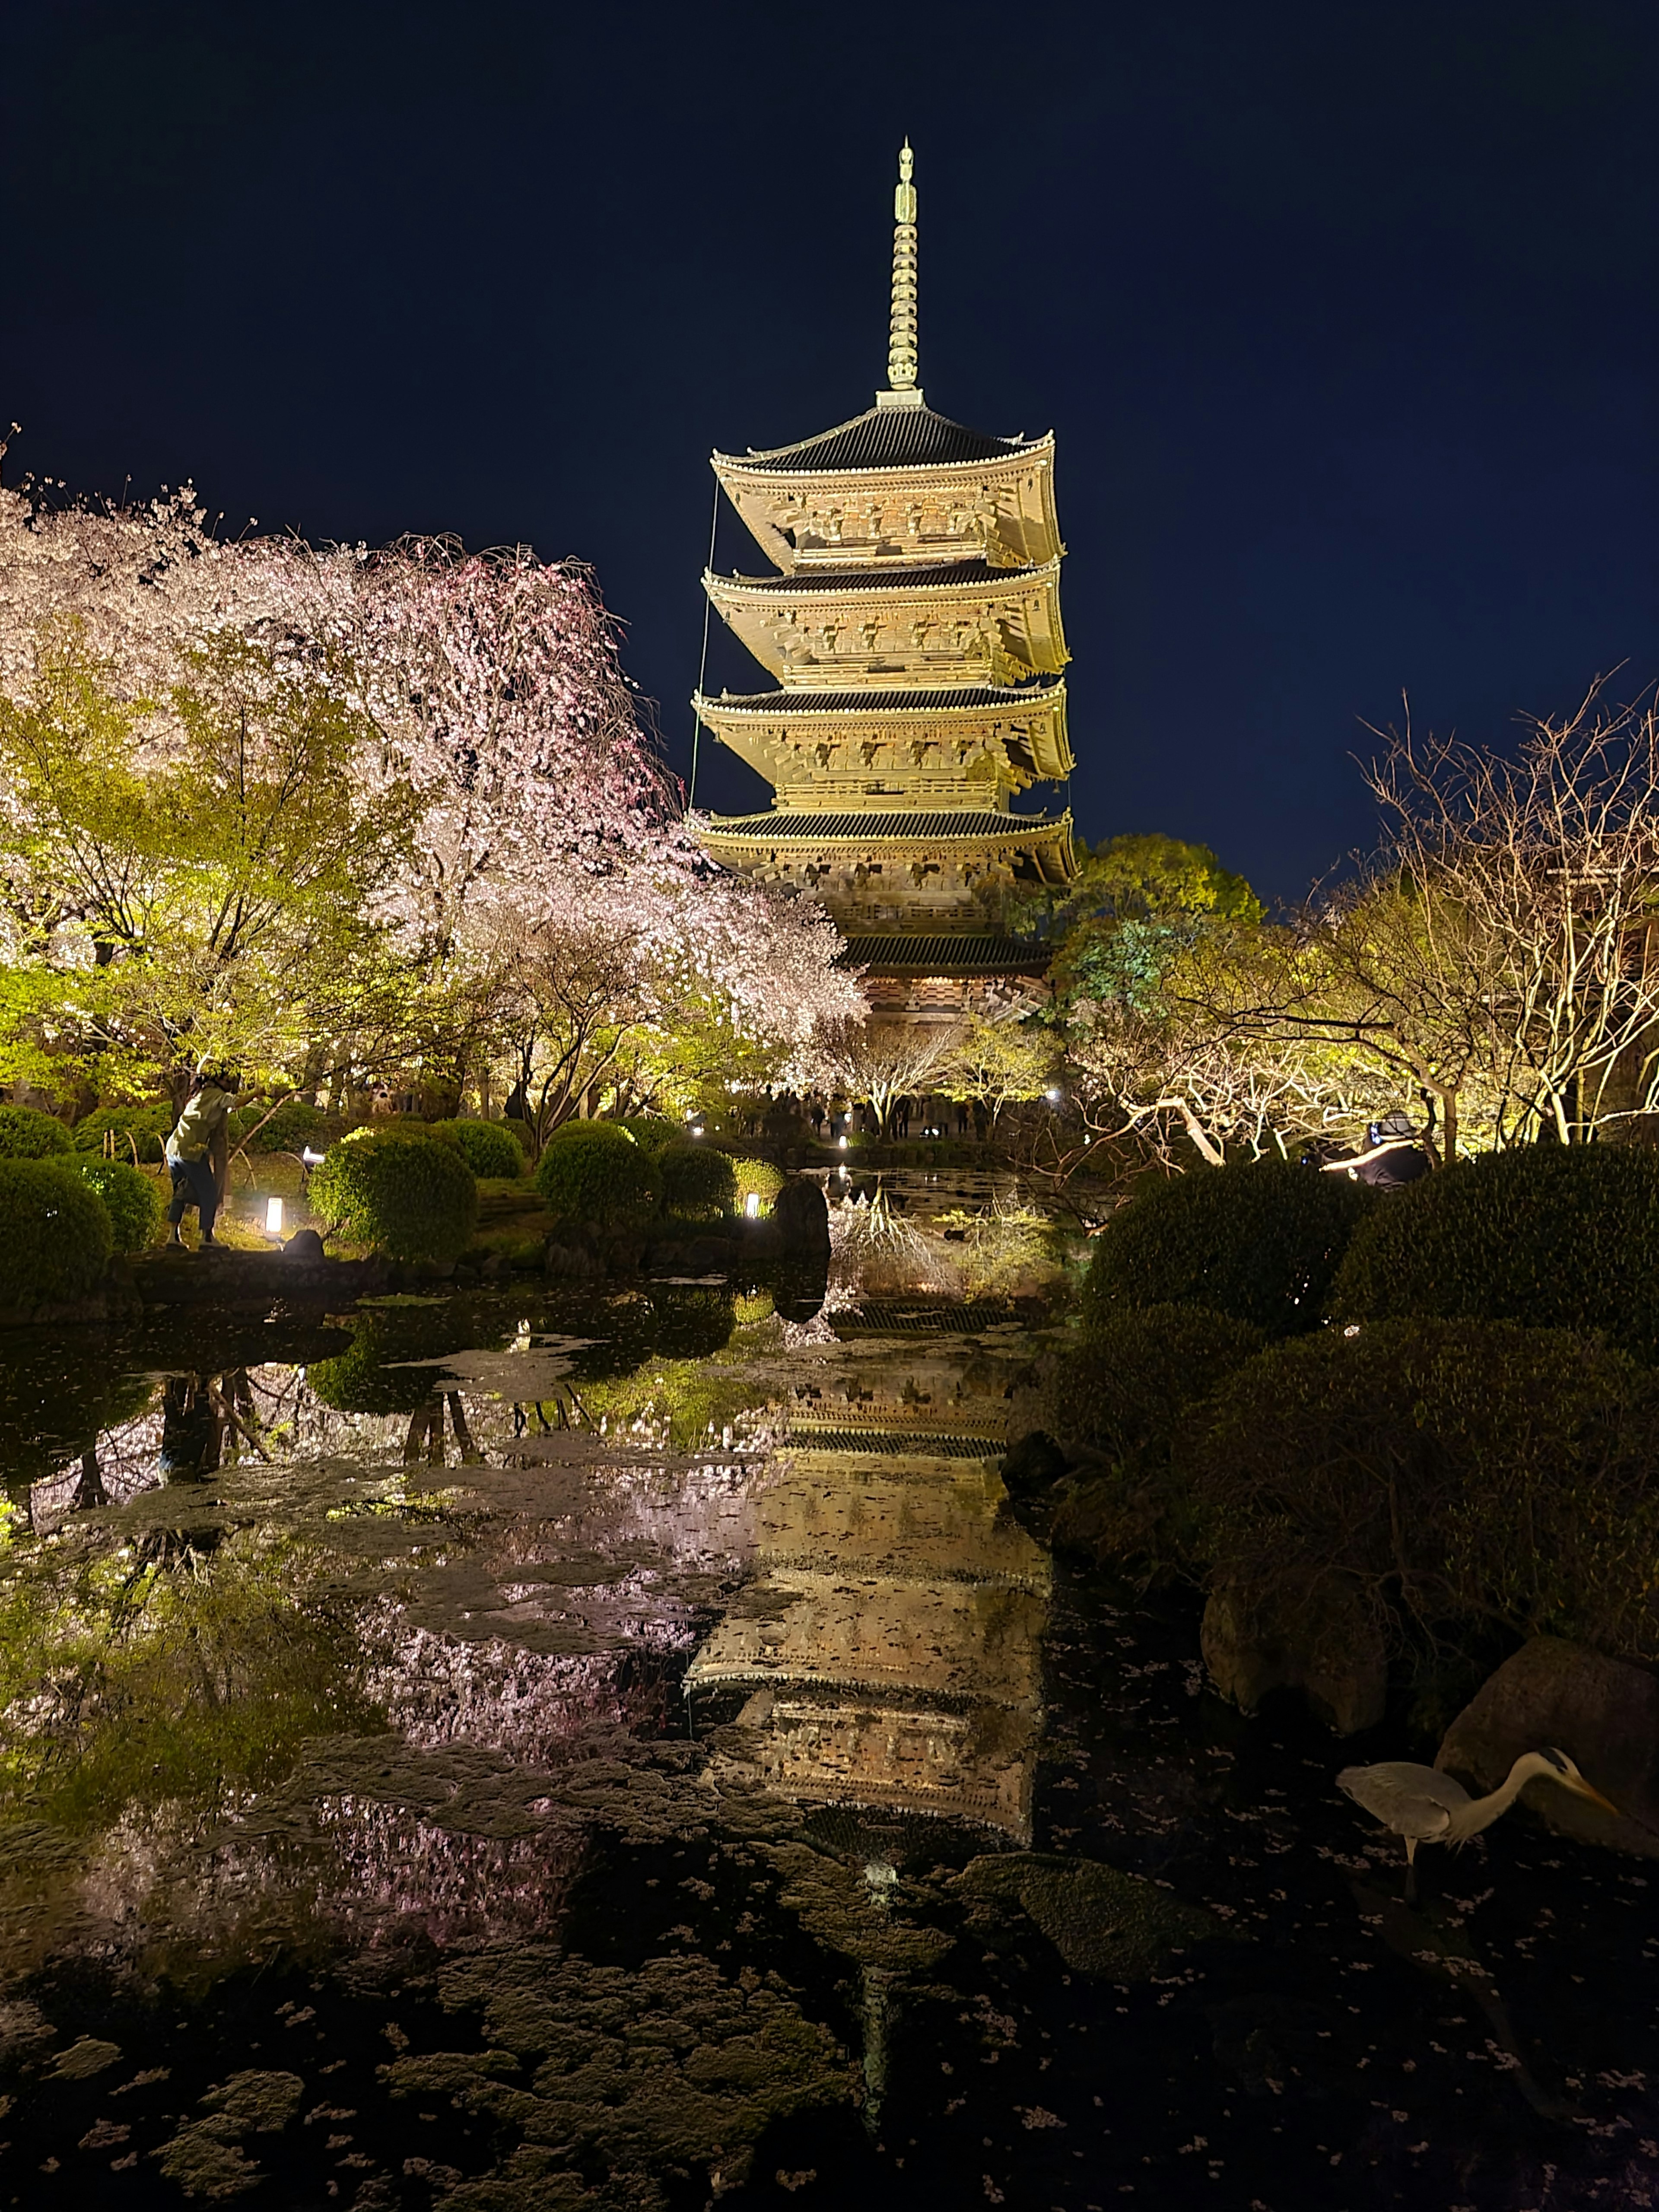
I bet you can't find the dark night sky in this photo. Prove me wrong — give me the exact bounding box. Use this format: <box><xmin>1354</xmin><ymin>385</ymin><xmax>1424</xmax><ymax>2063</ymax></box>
<box><xmin>2</xmin><ymin>1</ymin><xmax>1654</xmax><ymax>902</ymax></box>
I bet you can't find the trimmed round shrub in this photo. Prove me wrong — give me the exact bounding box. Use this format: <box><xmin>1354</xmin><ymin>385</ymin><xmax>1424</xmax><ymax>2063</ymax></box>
<box><xmin>1084</xmin><ymin>1157</ymin><xmax>1375</xmax><ymax>1337</ymax></box>
<box><xmin>429</xmin><ymin>1118</ymin><xmax>526</xmax><ymax>1179</ymax></box>
<box><xmin>657</xmin><ymin>1140</ymin><xmax>736</xmax><ymax>1221</ymax></box>
<box><xmin>308</xmin><ymin>1127</ymin><xmax>478</xmax><ymax>1262</ymax></box>
<box><xmin>1188</xmin><ymin>1319</ymin><xmax>1659</xmax><ymax>1664</ymax></box>
<box><xmin>0</xmin><ymin>1103</ymin><xmax>74</xmax><ymax>1159</ymax></box>
<box><xmin>0</xmin><ymin>1158</ymin><xmax>114</xmax><ymax>1305</ymax></box>
<box><xmin>1332</xmin><ymin>1143</ymin><xmax>1659</xmax><ymax>1362</ymax></box>
<box><xmin>1028</xmin><ymin>1303</ymin><xmax>1266</xmax><ymax>1467</ymax></box>
<box><xmin>534</xmin><ymin>1121</ymin><xmax>660</xmax><ymax>1232</ymax></box>
<box><xmin>729</xmin><ymin>1157</ymin><xmax>785</xmax><ymax>1216</ymax></box>
<box><xmin>73</xmin><ymin>1158</ymin><xmax>165</xmax><ymax>1253</ymax></box>
<box><xmin>72</xmin><ymin>1102</ymin><xmax>172</xmax><ymax>1163</ymax></box>
<box><xmin>239</xmin><ymin>1100</ymin><xmax>342</xmax><ymax>1154</ymax></box>
<box><xmin>617</xmin><ymin>1115</ymin><xmax>680</xmax><ymax>1157</ymax></box>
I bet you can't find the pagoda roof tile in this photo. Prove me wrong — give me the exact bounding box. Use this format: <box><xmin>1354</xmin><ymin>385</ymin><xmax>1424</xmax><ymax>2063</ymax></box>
<box><xmin>841</xmin><ymin>933</ymin><xmax>1053</xmax><ymax>974</ymax></box>
<box><xmin>725</xmin><ymin>404</ymin><xmax>1045</xmax><ymax>475</ymax></box>
<box><xmin>713</xmin><ymin>559</ymin><xmax>1039</xmax><ymax>596</ymax></box>
<box><xmin>700</xmin><ymin>808</ymin><xmax>1067</xmax><ymax>842</ymax></box>
<box><xmin>697</xmin><ymin>682</ymin><xmax>1063</xmax><ymax>716</ymax></box>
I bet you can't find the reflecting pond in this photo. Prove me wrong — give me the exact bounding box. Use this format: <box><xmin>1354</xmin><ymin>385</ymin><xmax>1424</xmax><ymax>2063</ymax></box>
<box><xmin>3</xmin><ymin>1173</ymin><xmax>1659</xmax><ymax>2209</ymax></box>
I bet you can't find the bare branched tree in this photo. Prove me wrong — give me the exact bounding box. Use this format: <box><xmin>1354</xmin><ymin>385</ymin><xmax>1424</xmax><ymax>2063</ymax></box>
<box><xmin>1181</xmin><ymin>682</ymin><xmax>1659</xmax><ymax>1158</ymax></box>
<box><xmin>809</xmin><ymin>1017</ymin><xmax>967</xmax><ymax>1135</ymax></box>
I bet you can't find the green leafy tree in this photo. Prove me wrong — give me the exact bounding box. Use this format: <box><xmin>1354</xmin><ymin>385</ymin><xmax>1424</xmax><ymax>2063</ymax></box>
<box><xmin>1028</xmin><ymin>834</ymin><xmax>1262</xmax><ymax>1014</ymax></box>
<box><xmin>0</xmin><ymin>626</ymin><xmax>426</xmax><ymax>1106</ymax></box>
<box><xmin>940</xmin><ymin>1014</ymin><xmax>1058</xmax><ymax>1127</ymax></box>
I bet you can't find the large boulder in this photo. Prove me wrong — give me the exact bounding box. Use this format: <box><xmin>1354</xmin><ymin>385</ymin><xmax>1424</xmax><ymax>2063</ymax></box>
<box><xmin>1436</xmin><ymin>1636</ymin><xmax>1659</xmax><ymax>1856</ymax></box>
<box><xmin>771</xmin><ymin>1174</ymin><xmax>830</xmax><ymax>1260</ymax></box>
<box><xmin>1201</xmin><ymin>1575</ymin><xmax>1388</xmax><ymax>1737</ymax></box>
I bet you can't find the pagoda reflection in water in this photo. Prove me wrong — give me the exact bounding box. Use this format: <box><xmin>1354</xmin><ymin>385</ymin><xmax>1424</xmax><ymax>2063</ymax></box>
<box><xmin>688</xmin><ymin>1332</ymin><xmax>1048</xmax><ymax>1842</ymax></box>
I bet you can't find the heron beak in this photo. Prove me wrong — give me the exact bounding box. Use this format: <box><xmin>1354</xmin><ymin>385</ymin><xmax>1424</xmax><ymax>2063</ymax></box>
<box><xmin>1570</xmin><ymin>1777</ymin><xmax>1621</xmax><ymax>1817</ymax></box>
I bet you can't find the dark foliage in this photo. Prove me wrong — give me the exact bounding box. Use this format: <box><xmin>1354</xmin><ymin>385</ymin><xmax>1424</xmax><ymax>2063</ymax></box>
<box><xmin>73</xmin><ymin>1158</ymin><xmax>164</xmax><ymax>1253</ymax></box>
<box><xmin>1033</xmin><ymin>1304</ymin><xmax>1267</xmax><ymax>1466</ymax></box>
<box><xmin>308</xmin><ymin>1128</ymin><xmax>478</xmax><ymax>1262</ymax></box>
<box><xmin>1332</xmin><ymin>1142</ymin><xmax>1659</xmax><ymax>1362</ymax></box>
<box><xmin>429</xmin><ymin>1118</ymin><xmax>526</xmax><ymax>1179</ymax></box>
<box><xmin>534</xmin><ymin>1122</ymin><xmax>660</xmax><ymax>1232</ymax></box>
<box><xmin>617</xmin><ymin>1115</ymin><xmax>680</xmax><ymax>1156</ymax></box>
<box><xmin>72</xmin><ymin>1102</ymin><xmax>171</xmax><ymax>1163</ymax></box>
<box><xmin>657</xmin><ymin>1141</ymin><xmax>736</xmax><ymax>1222</ymax></box>
<box><xmin>237</xmin><ymin>1100</ymin><xmax>342</xmax><ymax>1155</ymax></box>
<box><xmin>0</xmin><ymin>1103</ymin><xmax>74</xmax><ymax>1159</ymax></box>
<box><xmin>0</xmin><ymin>1158</ymin><xmax>114</xmax><ymax>1304</ymax></box>
<box><xmin>1189</xmin><ymin>1320</ymin><xmax>1659</xmax><ymax>1665</ymax></box>
<box><xmin>1083</xmin><ymin>1158</ymin><xmax>1374</xmax><ymax>1337</ymax></box>
<box><xmin>650</xmin><ymin>1284</ymin><xmax>737</xmax><ymax>1360</ymax></box>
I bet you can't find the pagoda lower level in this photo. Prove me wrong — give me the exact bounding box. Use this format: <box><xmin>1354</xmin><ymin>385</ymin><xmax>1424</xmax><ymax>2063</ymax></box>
<box><xmin>693</xmin><ymin>143</ymin><xmax>1077</xmax><ymax>1016</ymax></box>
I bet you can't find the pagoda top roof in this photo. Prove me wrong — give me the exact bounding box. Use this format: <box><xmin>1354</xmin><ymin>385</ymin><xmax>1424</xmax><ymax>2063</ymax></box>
<box><xmin>719</xmin><ymin>402</ymin><xmax>1049</xmax><ymax>477</ymax></box>
<box><xmin>698</xmin><ymin>680</ymin><xmax>1065</xmax><ymax>716</ymax></box>
<box><xmin>700</xmin><ymin>807</ymin><xmax>1068</xmax><ymax>842</ymax></box>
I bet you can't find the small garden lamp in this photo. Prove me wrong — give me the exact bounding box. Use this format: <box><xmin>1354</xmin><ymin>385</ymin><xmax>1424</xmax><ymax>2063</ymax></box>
<box><xmin>265</xmin><ymin>1196</ymin><xmax>285</xmax><ymax>1238</ymax></box>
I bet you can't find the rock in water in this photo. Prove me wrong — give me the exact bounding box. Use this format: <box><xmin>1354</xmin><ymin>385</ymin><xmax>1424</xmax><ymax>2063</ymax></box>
<box><xmin>1200</xmin><ymin>1576</ymin><xmax>1388</xmax><ymax>1736</ymax></box>
<box><xmin>772</xmin><ymin>1175</ymin><xmax>830</xmax><ymax>1259</ymax></box>
<box><xmin>282</xmin><ymin>1227</ymin><xmax>325</xmax><ymax>1263</ymax></box>
<box><xmin>1437</xmin><ymin>1635</ymin><xmax>1658</xmax><ymax>1856</ymax></box>
<box><xmin>953</xmin><ymin>1853</ymin><xmax>1221</xmax><ymax>1978</ymax></box>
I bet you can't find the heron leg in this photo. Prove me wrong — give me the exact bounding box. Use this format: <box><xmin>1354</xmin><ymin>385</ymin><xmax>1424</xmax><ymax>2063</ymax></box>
<box><xmin>1404</xmin><ymin>1837</ymin><xmax>1418</xmax><ymax>1906</ymax></box>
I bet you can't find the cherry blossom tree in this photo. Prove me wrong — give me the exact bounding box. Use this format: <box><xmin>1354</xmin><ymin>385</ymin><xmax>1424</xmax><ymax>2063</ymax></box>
<box><xmin>0</xmin><ymin>454</ymin><xmax>861</xmax><ymax>1108</ymax></box>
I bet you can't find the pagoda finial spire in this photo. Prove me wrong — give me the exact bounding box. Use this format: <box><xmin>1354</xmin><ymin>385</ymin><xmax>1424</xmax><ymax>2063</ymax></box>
<box><xmin>880</xmin><ymin>140</ymin><xmax>922</xmax><ymax>408</ymax></box>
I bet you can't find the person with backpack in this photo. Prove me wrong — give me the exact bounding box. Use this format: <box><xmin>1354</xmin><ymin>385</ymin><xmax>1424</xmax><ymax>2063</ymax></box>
<box><xmin>164</xmin><ymin>1070</ymin><xmax>240</xmax><ymax>1247</ymax></box>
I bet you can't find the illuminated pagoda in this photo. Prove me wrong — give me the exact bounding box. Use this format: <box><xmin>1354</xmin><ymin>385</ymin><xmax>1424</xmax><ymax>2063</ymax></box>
<box><xmin>693</xmin><ymin>143</ymin><xmax>1077</xmax><ymax>1015</ymax></box>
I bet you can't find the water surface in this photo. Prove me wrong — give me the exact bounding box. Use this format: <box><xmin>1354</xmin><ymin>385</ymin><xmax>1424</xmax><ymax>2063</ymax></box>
<box><xmin>2</xmin><ymin>1176</ymin><xmax>1657</xmax><ymax>2209</ymax></box>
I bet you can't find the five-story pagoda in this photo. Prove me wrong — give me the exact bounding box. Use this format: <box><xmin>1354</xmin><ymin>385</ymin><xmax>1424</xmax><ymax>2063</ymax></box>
<box><xmin>693</xmin><ymin>144</ymin><xmax>1077</xmax><ymax>1016</ymax></box>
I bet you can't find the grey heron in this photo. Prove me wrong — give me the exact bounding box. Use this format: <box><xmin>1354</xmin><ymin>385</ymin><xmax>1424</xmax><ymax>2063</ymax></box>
<box><xmin>1338</xmin><ymin>1747</ymin><xmax>1618</xmax><ymax>1899</ymax></box>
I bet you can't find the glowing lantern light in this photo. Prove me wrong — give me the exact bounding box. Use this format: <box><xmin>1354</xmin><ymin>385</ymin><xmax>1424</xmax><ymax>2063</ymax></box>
<box><xmin>265</xmin><ymin>1197</ymin><xmax>285</xmax><ymax>1236</ymax></box>
<box><xmin>744</xmin><ymin>1192</ymin><xmax>760</xmax><ymax>1219</ymax></box>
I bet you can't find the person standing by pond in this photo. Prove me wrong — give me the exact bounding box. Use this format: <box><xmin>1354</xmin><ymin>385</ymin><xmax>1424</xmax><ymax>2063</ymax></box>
<box><xmin>164</xmin><ymin>1070</ymin><xmax>239</xmax><ymax>1248</ymax></box>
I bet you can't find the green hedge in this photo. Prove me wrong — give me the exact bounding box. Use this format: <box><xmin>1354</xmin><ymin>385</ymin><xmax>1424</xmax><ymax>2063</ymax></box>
<box><xmin>729</xmin><ymin>1157</ymin><xmax>785</xmax><ymax>1216</ymax></box>
<box><xmin>0</xmin><ymin>1159</ymin><xmax>114</xmax><ymax>1304</ymax></box>
<box><xmin>534</xmin><ymin>1122</ymin><xmax>660</xmax><ymax>1232</ymax></box>
<box><xmin>237</xmin><ymin>1100</ymin><xmax>343</xmax><ymax>1155</ymax></box>
<box><xmin>1332</xmin><ymin>1143</ymin><xmax>1659</xmax><ymax>1362</ymax></box>
<box><xmin>657</xmin><ymin>1140</ymin><xmax>735</xmax><ymax>1221</ymax></box>
<box><xmin>72</xmin><ymin>1103</ymin><xmax>172</xmax><ymax>1163</ymax></box>
<box><xmin>429</xmin><ymin>1118</ymin><xmax>526</xmax><ymax>1179</ymax></box>
<box><xmin>1189</xmin><ymin>1319</ymin><xmax>1659</xmax><ymax>1664</ymax></box>
<box><xmin>73</xmin><ymin>1158</ymin><xmax>165</xmax><ymax>1253</ymax></box>
<box><xmin>1084</xmin><ymin>1157</ymin><xmax>1374</xmax><ymax>1337</ymax></box>
<box><xmin>617</xmin><ymin>1115</ymin><xmax>681</xmax><ymax>1156</ymax></box>
<box><xmin>1037</xmin><ymin>1303</ymin><xmax>1266</xmax><ymax>1467</ymax></box>
<box><xmin>0</xmin><ymin>1104</ymin><xmax>74</xmax><ymax>1159</ymax></box>
<box><xmin>308</xmin><ymin>1127</ymin><xmax>478</xmax><ymax>1262</ymax></box>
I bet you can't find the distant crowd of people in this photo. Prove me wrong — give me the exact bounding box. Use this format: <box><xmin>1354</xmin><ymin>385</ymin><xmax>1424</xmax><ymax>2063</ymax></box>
<box><xmin>723</xmin><ymin>1090</ymin><xmax>988</xmax><ymax>1143</ymax></box>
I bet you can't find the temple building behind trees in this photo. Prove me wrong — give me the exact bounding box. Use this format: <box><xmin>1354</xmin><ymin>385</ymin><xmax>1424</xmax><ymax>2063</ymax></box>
<box><xmin>693</xmin><ymin>143</ymin><xmax>1077</xmax><ymax>1019</ymax></box>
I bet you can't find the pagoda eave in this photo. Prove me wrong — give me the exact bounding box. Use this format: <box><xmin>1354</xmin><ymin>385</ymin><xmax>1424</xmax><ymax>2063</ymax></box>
<box><xmin>839</xmin><ymin>932</ymin><xmax>1054</xmax><ymax>978</ymax></box>
<box><xmin>711</xmin><ymin>433</ymin><xmax>1061</xmax><ymax>574</ymax></box>
<box><xmin>691</xmin><ymin>680</ymin><xmax>1074</xmax><ymax>790</ymax></box>
<box><xmin>703</xmin><ymin>560</ymin><xmax>1068</xmax><ymax>687</ymax></box>
<box><xmin>699</xmin><ymin>809</ymin><xmax>1076</xmax><ymax>885</ymax></box>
